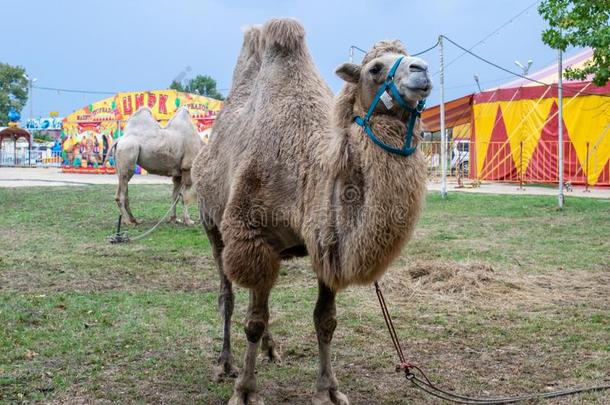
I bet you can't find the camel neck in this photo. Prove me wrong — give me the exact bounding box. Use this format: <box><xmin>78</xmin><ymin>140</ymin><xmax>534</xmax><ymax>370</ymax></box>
<box><xmin>306</xmin><ymin>97</ymin><xmax>427</xmax><ymax>291</ymax></box>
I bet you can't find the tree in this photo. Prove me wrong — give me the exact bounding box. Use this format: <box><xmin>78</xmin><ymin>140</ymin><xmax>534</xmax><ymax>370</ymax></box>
<box><xmin>539</xmin><ymin>0</ymin><xmax>610</xmax><ymax>86</ymax></box>
<box><xmin>169</xmin><ymin>74</ymin><xmax>225</xmax><ymax>100</ymax></box>
<box><xmin>0</xmin><ymin>63</ymin><xmax>29</xmax><ymax>126</ymax></box>
<box><xmin>169</xmin><ymin>80</ymin><xmax>185</xmax><ymax>92</ymax></box>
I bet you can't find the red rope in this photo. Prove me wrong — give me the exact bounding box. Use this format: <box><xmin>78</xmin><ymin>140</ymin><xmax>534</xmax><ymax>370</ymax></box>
<box><xmin>374</xmin><ymin>282</ymin><xmax>412</xmax><ymax>372</ymax></box>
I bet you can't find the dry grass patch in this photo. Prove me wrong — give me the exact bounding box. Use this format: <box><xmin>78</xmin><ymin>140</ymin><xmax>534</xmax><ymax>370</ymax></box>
<box><xmin>379</xmin><ymin>259</ymin><xmax>610</xmax><ymax>310</ymax></box>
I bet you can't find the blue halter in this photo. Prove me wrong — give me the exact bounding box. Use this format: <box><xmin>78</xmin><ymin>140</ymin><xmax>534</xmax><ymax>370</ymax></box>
<box><xmin>354</xmin><ymin>56</ymin><xmax>426</xmax><ymax>156</ymax></box>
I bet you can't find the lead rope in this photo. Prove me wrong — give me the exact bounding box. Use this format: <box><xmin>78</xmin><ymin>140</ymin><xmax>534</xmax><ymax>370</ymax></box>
<box><xmin>374</xmin><ymin>281</ymin><xmax>610</xmax><ymax>404</ymax></box>
<box><xmin>107</xmin><ymin>185</ymin><xmax>185</xmax><ymax>244</ymax></box>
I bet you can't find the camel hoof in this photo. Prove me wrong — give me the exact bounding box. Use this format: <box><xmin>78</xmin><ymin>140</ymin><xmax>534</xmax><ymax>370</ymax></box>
<box><xmin>122</xmin><ymin>218</ymin><xmax>140</xmax><ymax>225</ymax></box>
<box><xmin>213</xmin><ymin>362</ymin><xmax>239</xmax><ymax>382</ymax></box>
<box><xmin>183</xmin><ymin>219</ymin><xmax>195</xmax><ymax>226</ymax></box>
<box><xmin>167</xmin><ymin>217</ymin><xmax>179</xmax><ymax>224</ymax></box>
<box><xmin>260</xmin><ymin>346</ymin><xmax>282</xmax><ymax>365</ymax></box>
<box><xmin>228</xmin><ymin>391</ymin><xmax>265</xmax><ymax>405</ymax></box>
<box><xmin>312</xmin><ymin>389</ymin><xmax>350</xmax><ymax>405</ymax></box>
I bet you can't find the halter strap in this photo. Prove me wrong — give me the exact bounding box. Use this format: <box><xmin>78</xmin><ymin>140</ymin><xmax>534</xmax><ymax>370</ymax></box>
<box><xmin>354</xmin><ymin>56</ymin><xmax>426</xmax><ymax>157</ymax></box>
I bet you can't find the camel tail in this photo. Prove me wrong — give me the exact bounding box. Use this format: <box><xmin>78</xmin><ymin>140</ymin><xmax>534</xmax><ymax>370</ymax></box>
<box><xmin>262</xmin><ymin>18</ymin><xmax>305</xmax><ymax>51</ymax></box>
<box><xmin>103</xmin><ymin>141</ymin><xmax>118</xmax><ymax>167</ymax></box>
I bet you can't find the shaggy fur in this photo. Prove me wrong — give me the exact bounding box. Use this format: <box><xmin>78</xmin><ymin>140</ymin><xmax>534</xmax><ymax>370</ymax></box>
<box><xmin>113</xmin><ymin>107</ymin><xmax>203</xmax><ymax>225</ymax></box>
<box><xmin>361</xmin><ymin>39</ymin><xmax>409</xmax><ymax>65</ymax></box>
<box><xmin>192</xmin><ymin>18</ymin><xmax>430</xmax><ymax>404</ymax></box>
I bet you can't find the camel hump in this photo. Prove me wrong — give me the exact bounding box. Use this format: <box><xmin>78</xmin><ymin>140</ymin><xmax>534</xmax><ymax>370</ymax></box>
<box><xmin>241</xmin><ymin>25</ymin><xmax>264</xmax><ymax>58</ymax></box>
<box><xmin>166</xmin><ymin>107</ymin><xmax>194</xmax><ymax>130</ymax></box>
<box><xmin>132</xmin><ymin>106</ymin><xmax>154</xmax><ymax>117</ymax></box>
<box><xmin>125</xmin><ymin>107</ymin><xmax>158</xmax><ymax>132</ymax></box>
<box><xmin>262</xmin><ymin>18</ymin><xmax>305</xmax><ymax>51</ymax></box>
<box><xmin>172</xmin><ymin>106</ymin><xmax>191</xmax><ymax>120</ymax></box>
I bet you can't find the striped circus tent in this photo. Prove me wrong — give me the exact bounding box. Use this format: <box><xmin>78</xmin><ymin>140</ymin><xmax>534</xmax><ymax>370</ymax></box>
<box><xmin>422</xmin><ymin>49</ymin><xmax>610</xmax><ymax>186</ymax></box>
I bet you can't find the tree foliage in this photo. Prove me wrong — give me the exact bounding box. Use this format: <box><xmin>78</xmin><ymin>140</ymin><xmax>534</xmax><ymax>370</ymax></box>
<box><xmin>169</xmin><ymin>75</ymin><xmax>224</xmax><ymax>100</ymax></box>
<box><xmin>539</xmin><ymin>0</ymin><xmax>610</xmax><ymax>86</ymax></box>
<box><xmin>0</xmin><ymin>63</ymin><xmax>29</xmax><ymax>126</ymax></box>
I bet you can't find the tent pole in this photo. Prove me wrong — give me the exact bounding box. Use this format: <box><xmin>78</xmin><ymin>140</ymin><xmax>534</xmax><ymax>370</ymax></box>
<box><xmin>439</xmin><ymin>35</ymin><xmax>447</xmax><ymax>199</ymax></box>
<box><xmin>584</xmin><ymin>142</ymin><xmax>590</xmax><ymax>192</ymax></box>
<box><xmin>557</xmin><ymin>49</ymin><xmax>564</xmax><ymax>209</ymax></box>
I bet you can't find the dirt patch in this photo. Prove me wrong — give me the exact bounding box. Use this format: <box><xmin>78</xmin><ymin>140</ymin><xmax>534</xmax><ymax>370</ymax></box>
<box><xmin>0</xmin><ymin>252</ymin><xmax>220</xmax><ymax>294</ymax></box>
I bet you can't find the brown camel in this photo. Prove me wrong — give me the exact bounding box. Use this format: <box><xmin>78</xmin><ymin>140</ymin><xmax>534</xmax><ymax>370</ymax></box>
<box><xmin>193</xmin><ymin>18</ymin><xmax>431</xmax><ymax>404</ymax></box>
<box><xmin>112</xmin><ymin>107</ymin><xmax>203</xmax><ymax>225</ymax></box>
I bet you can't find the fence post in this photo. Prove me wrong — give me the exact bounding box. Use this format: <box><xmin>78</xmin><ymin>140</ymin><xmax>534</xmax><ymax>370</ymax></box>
<box><xmin>557</xmin><ymin>49</ymin><xmax>564</xmax><ymax>209</ymax></box>
<box><xmin>519</xmin><ymin>140</ymin><xmax>523</xmax><ymax>190</ymax></box>
<box><xmin>439</xmin><ymin>35</ymin><xmax>447</xmax><ymax>199</ymax></box>
<box><xmin>584</xmin><ymin>142</ymin><xmax>590</xmax><ymax>193</ymax></box>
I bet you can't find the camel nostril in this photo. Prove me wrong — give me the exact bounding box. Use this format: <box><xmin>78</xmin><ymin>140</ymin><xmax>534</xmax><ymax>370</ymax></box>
<box><xmin>409</xmin><ymin>63</ymin><xmax>427</xmax><ymax>73</ymax></box>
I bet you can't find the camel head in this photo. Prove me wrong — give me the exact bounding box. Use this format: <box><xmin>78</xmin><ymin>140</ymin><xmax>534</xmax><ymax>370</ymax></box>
<box><xmin>335</xmin><ymin>40</ymin><xmax>432</xmax><ymax>115</ymax></box>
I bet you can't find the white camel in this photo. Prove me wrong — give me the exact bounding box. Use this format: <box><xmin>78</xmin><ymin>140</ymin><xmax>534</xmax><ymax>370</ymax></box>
<box><xmin>111</xmin><ymin>107</ymin><xmax>203</xmax><ymax>225</ymax></box>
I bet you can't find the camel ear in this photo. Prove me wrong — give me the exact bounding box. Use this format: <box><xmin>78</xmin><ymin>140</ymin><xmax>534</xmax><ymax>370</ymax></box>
<box><xmin>335</xmin><ymin>63</ymin><xmax>361</xmax><ymax>83</ymax></box>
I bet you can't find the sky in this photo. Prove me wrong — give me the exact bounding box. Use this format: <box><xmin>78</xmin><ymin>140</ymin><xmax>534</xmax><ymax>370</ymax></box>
<box><xmin>6</xmin><ymin>0</ymin><xmax>573</xmax><ymax>119</ymax></box>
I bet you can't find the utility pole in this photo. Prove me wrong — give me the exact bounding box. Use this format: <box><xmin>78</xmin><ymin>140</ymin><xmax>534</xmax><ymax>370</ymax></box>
<box><xmin>348</xmin><ymin>45</ymin><xmax>366</xmax><ymax>63</ymax></box>
<box><xmin>23</xmin><ymin>74</ymin><xmax>37</xmax><ymax>121</ymax></box>
<box><xmin>557</xmin><ymin>49</ymin><xmax>564</xmax><ymax>209</ymax></box>
<box><xmin>439</xmin><ymin>35</ymin><xmax>447</xmax><ymax>199</ymax></box>
<box><xmin>473</xmin><ymin>74</ymin><xmax>482</xmax><ymax>93</ymax></box>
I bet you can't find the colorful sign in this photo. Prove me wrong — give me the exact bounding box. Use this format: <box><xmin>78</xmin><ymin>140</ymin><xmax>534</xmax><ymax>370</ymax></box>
<box><xmin>25</xmin><ymin>117</ymin><xmax>63</xmax><ymax>130</ymax></box>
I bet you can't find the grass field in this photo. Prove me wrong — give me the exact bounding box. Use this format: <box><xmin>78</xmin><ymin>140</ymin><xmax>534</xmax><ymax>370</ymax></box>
<box><xmin>1</xmin><ymin>185</ymin><xmax>609</xmax><ymax>404</ymax></box>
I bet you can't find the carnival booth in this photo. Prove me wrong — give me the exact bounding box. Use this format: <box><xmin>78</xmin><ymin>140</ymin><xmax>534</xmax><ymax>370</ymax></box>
<box><xmin>422</xmin><ymin>49</ymin><xmax>610</xmax><ymax>187</ymax></box>
<box><xmin>61</xmin><ymin>90</ymin><xmax>222</xmax><ymax>174</ymax></box>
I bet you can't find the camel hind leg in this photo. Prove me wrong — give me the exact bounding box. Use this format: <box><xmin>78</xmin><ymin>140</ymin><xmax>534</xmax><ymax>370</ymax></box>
<box><xmin>202</xmin><ymin>217</ymin><xmax>239</xmax><ymax>380</ymax></box>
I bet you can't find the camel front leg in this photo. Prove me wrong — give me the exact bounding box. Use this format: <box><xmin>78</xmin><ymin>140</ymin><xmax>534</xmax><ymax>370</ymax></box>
<box><xmin>123</xmin><ymin>186</ymin><xmax>139</xmax><ymax>224</ymax></box>
<box><xmin>115</xmin><ymin>172</ymin><xmax>138</xmax><ymax>225</ymax></box>
<box><xmin>312</xmin><ymin>281</ymin><xmax>349</xmax><ymax>405</ymax></box>
<box><xmin>229</xmin><ymin>288</ymin><xmax>270</xmax><ymax>405</ymax></box>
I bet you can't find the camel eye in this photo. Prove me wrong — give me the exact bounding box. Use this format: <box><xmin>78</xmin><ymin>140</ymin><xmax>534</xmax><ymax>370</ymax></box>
<box><xmin>369</xmin><ymin>64</ymin><xmax>382</xmax><ymax>75</ymax></box>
